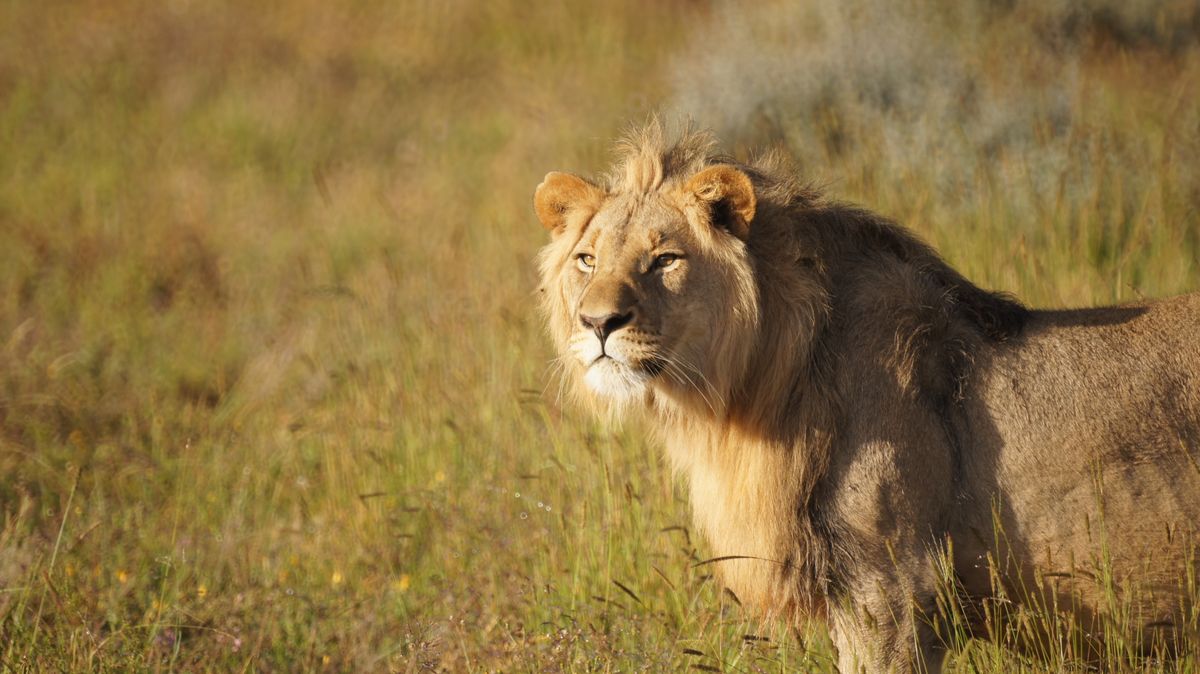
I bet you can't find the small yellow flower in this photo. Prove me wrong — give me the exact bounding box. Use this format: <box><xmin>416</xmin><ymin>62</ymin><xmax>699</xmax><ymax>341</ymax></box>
<box><xmin>117</xmin><ymin>570</ymin><xmax>129</xmax><ymax>584</ymax></box>
<box><xmin>322</xmin><ymin>655</ymin><xmax>331</xmax><ymax>666</ymax></box>
<box><xmin>393</xmin><ymin>574</ymin><xmax>411</xmax><ymax>593</ymax></box>
<box><xmin>197</xmin><ymin>584</ymin><xmax>208</xmax><ymax>599</ymax></box>
<box><xmin>331</xmin><ymin>570</ymin><xmax>344</xmax><ymax>586</ymax></box>
<box><xmin>434</xmin><ymin>470</ymin><xmax>446</xmax><ymax>483</ymax></box>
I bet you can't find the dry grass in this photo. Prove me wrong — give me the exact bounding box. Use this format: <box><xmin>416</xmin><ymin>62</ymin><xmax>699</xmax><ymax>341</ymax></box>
<box><xmin>0</xmin><ymin>1</ymin><xmax>1197</xmax><ymax>671</ymax></box>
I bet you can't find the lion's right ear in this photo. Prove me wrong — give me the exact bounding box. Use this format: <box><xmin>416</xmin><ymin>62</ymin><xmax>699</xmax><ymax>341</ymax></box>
<box><xmin>534</xmin><ymin>172</ymin><xmax>603</xmax><ymax>237</ymax></box>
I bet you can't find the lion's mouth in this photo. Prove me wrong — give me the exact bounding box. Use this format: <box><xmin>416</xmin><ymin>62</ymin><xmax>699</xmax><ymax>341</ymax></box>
<box><xmin>589</xmin><ymin>354</ymin><xmax>665</xmax><ymax>378</ymax></box>
<box><xmin>582</xmin><ymin>354</ymin><xmax>656</xmax><ymax>400</ymax></box>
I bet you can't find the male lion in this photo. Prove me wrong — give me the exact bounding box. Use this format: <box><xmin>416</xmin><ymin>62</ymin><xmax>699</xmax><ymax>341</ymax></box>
<box><xmin>532</xmin><ymin>123</ymin><xmax>1200</xmax><ymax>673</ymax></box>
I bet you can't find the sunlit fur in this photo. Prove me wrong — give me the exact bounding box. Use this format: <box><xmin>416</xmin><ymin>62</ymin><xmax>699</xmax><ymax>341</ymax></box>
<box><xmin>534</xmin><ymin>121</ymin><xmax>1200</xmax><ymax>673</ymax></box>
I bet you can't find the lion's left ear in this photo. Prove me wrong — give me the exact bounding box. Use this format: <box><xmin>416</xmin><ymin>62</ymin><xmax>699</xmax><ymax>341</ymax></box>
<box><xmin>534</xmin><ymin>172</ymin><xmax>604</xmax><ymax>237</ymax></box>
<box><xmin>686</xmin><ymin>165</ymin><xmax>756</xmax><ymax>240</ymax></box>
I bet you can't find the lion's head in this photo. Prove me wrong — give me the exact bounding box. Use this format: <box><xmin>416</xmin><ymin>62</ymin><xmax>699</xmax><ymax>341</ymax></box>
<box><xmin>534</xmin><ymin>128</ymin><xmax>764</xmax><ymax>416</ymax></box>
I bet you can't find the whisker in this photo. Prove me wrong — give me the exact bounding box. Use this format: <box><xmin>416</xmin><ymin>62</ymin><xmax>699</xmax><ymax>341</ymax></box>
<box><xmin>658</xmin><ymin>351</ymin><xmax>723</xmax><ymax>416</ymax></box>
<box><xmin>663</xmin><ymin>361</ymin><xmax>714</xmax><ymax>414</ymax></box>
<box><xmin>660</xmin><ymin>347</ymin><xmax>725</xmax><ymax>414</ymax></box>
<box><xmin>540</xmin><ymin>354</ymin><xmax>572</xmax><ymax>409</ymax></box>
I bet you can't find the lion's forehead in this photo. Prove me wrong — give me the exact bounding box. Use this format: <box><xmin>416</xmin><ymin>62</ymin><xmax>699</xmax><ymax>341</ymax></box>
<box><xmin>583</xmin><ymin>194</ymin><xmax>691</xmax><ymax>258</ymax></box>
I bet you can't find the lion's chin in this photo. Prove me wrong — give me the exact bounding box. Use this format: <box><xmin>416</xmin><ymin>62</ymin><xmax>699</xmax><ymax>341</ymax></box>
<box><xmin>583</xmin><ymin>357</ymin><xmax>651</xmax><ymax>402</ymax></box>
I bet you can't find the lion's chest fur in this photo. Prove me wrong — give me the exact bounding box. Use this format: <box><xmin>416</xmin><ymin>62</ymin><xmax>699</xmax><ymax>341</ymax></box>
<box><xmin>665</xmin><ymin>426</ymin><xmax>798</xmax><ymax>614</ymax></box>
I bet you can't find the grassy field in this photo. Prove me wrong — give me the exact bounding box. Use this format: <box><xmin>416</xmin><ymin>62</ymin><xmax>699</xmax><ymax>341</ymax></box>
<box><xmin>1</xmin><ymin>1</ymin><xmax>1198</xmax><ymax>671</ymax></box>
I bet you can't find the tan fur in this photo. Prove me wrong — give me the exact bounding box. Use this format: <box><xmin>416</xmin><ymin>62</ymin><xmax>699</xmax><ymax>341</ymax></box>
<box><xmin>533</xmin><ymin>122</ymin><xmax>1200</xmax><ymax>673</ymax></box>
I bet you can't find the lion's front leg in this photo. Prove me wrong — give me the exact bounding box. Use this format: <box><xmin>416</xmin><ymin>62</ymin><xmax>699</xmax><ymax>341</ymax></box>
<box><xmin>827</xmin><ymin>580</ymin><xmax>945</xmax><ymax>674</ymax></box>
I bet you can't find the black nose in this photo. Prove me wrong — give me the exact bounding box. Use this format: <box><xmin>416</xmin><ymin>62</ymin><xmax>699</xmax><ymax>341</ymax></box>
<box><xmin>579</xmin><ymin>311</ymin><xmax>633</xmax><ymax>344</ymax></box>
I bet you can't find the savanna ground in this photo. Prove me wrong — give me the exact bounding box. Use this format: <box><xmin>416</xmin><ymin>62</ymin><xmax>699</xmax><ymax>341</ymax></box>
<box><xmin>1</xmin><ymin>1</ymin><xmax>1199</xmax><ymax>671</ymax></box>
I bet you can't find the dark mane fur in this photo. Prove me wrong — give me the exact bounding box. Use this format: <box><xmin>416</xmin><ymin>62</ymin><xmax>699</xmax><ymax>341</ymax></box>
<box><xmin>744</xmin><ymin>161</ymin><xmax>1029</xmax><ymax>344</ymax></box>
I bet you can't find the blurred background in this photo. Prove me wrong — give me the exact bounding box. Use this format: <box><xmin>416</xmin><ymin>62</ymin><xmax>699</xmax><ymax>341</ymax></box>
<box><xmin>0</xmin><ymin>1</ymin><xmax>1197</xmax><ymax>670</ymax></box>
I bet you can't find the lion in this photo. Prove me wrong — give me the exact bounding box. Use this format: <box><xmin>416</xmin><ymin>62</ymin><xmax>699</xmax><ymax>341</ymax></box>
<box><xmin>532</xmin><ymin>122</ymin><xmax>1200</xmax><ymax>673</ymax></box>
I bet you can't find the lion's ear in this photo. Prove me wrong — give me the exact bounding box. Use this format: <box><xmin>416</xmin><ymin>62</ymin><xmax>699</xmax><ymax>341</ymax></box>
<box><xmin>686</xmin><ymin>165</ymin><xmax>756</xmax><ymax>240</ymax></box>
<box><xmin>534</xmin><ymin>172</ymin><xmax>603</xmax><ymax>237</ymax></box>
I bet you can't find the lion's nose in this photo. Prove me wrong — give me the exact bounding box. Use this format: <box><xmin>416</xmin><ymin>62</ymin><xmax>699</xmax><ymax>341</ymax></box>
<box><xmin>580</xmin><ymin>310</ymin><xmax>633</xmax><ymax>345</ymax></box>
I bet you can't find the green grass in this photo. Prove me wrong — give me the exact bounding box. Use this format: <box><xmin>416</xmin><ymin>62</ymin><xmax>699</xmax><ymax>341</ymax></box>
<box><xmin>0</xmin><ymin>1</ymin><xmax>1198</xmax><ymax>671</ymax></box>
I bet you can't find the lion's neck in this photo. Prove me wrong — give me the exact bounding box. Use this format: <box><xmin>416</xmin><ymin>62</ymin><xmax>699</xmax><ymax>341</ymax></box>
<box><xmin>648</xmin><ymin>275</ymin><xmax>837</xmax><ymax>617</ymax></box>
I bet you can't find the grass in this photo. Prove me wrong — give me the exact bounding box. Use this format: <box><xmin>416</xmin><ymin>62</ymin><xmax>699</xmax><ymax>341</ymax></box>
<box><xmin>0</xmin><ymin>1</ymin><xmax>1198</xmax><ymax>671</ymax></box>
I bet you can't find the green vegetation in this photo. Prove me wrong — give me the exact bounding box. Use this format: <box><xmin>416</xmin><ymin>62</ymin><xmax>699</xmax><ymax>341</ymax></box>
<box><xmin>0</xmin><ymin>1</ymin><xmax>1197</xmax><ymax>670</ymax></box>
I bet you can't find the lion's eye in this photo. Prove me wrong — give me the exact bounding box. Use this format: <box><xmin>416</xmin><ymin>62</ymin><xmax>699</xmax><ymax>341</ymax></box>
<box><xmin>654</xmin><ymin>254</ymin><xmax>681</xmax><ymax>271</ymax></box>
<box><xmin>576</xmin><ymin>253</ymin><xmax>596</xmax><ymax>272</ymax></box>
